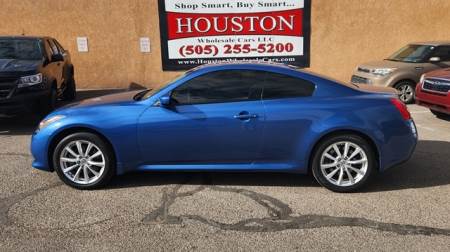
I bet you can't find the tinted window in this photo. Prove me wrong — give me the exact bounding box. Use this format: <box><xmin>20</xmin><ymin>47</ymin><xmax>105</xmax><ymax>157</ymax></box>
<box><xmin>47</xmin><ymin>39</ymin><xmax>59</xmax><ymax>55</ymax></box>
<box><xmin>263</xmin><ymin>72</ymin><xmax>315</xmax><ymax>99</ymax></box>
<box><xmin>171</xmin><ymin>70</ymin><xmax>263</xmax><ymax>105</ymax></box>
<box><xmin>53</xmin><ymin>39</ymin><xmax>65</xmax><ymax>53</ymax></box>
<box><xmin>432</xmin><ymin>46</ymin><xmax>450</xmax><ymax>61</ymax></box>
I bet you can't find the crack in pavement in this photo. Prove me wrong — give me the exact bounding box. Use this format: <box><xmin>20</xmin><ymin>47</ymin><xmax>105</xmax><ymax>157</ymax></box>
<box><xmin>0</xmin><ymin>183</ymin><xmax>62</xmax><ymax>226</ymax></box>
<box><xmin>142</xmin><ymin>176</ymin><xmax>450</xmax><ymax>236</ymax></box>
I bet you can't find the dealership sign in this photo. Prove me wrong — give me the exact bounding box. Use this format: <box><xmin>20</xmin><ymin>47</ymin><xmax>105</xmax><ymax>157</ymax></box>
<box><xmin>158</xmin><ymin>0</ymin><xmax>311</xmax><ymax>70</ymax></box>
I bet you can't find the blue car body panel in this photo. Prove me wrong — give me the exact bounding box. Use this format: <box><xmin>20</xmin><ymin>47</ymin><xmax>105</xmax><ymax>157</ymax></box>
<box><xmin>31</xmin><ymin>63</ymin><xmax>417</xmax><ymax>175</ymax></box>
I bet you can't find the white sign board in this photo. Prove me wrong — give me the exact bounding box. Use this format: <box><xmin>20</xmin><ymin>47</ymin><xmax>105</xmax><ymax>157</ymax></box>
<box><xmin>140</xmin><ymin>37</ymin><xmax>151</xmax><ymax>53</ymax></box>
<box><xmin>77</xmin><ymin>37</ymin><xmax>89</xmax><ymax>52</ymax></box>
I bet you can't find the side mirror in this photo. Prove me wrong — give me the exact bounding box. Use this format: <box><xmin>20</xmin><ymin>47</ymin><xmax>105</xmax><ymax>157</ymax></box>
<box><xmin>429</xmin><ymin>57</ymin><xmax>441</xmax><ymax>63</ymax></box>
<box><xmin>159</xmin><ymin>95</ymin><xmax>171</xmax><ymax>107</ymax></box>
<box><xmin>51</xmin><ymin>54</ymin><xmax>64</xmax><ymax>62</ymax></box>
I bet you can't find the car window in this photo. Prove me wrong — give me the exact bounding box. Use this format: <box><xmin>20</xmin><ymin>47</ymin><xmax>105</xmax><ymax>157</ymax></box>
<box><xmin>44</xmin><ymin>40</ymin><xmax>54</xmax><ymax>59</ymax></box>
<box><xmin>53</xmin><ymin>39</ymin><xmax>65</xmax><ymax>53</ymax></box>
<box><xmin>47</xmin><ymin>39</ymin><xmax>59</xmax><ymax>55</ymax></box>
<box><xmin>171</xmin><ymin>70</ymin><xmax>263</xmax><ymax>105</ymax></box>
<box><xmin>263</xmin><ymin>72</ymin><xmax>315</xmax><ymax>99</ymax></box>
<box><xmin>432</xmin><ymin>46</ymin><xmax>450</xmax><ymax>61</ymax></box>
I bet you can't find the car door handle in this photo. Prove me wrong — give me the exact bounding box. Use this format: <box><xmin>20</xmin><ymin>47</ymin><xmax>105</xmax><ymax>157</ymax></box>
<box><xmin>233</xmin><ymin>113</ymin><xmax>258</xmax><ymax>120</ymax></box>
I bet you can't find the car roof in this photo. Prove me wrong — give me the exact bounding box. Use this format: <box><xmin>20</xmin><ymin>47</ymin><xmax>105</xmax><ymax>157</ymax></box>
<box><xmin>190</xmin><ymin>61</ymin><xmax>299</xmax><ymax>72</ymax></box>
<box><xmin>410</xmin><ymin>41</ymin><xmax>450</xmax><ymax>46</ymax></box>
<box><xmin>0</xmin><ymin>36</ymin><xmax>51</xmax><ymax>40</ymax></box>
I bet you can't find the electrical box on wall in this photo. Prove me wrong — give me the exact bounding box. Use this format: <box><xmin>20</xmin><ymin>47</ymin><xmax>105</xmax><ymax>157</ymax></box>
<box><xmin>140</xmin><ymin>37</ymin><xmax>151</xmax><ymax>53</ymax></box>
<box><xmin>77</xmin><ymin>37</ymin><xmax>89</xmax><ymax>52</ymax></box>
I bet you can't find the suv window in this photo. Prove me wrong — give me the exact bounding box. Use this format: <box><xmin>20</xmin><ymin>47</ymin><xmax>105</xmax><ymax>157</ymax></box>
<box><xmin>47</xmin><ymin>39</ymin><xmax>59</xmax><ymax>55</ymax></box>
<box><xmin>171</xmin><ymin>70</ymin><xmax>263</xmax><ymax>105</ymax></box>
<box><xmin>432</xmin><ymin>46</ymin><xmax>450</xmax><ymax>61</ymax></box>
<box><xmin>263</xmin><ymin>72</ymin><xmax>315</xmax><ymax>99</ymax></box>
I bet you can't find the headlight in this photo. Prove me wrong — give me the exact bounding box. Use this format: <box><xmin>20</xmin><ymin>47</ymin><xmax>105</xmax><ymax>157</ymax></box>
<box><xmin>420</xmin><ymin>74</ymin><xmax>425</xmax><ymax>84</ymax></box>
<box><xmin>18</xmin><ymin>73</ymin><xmax>43</xmax><ymax>88</ymax></box>
<box><xmin>38</xmin><ymin>115</ymin><xmax>65</xmax><ymax>130</ymax></box>
<box><xmin>371</xmin><ymin>68</ymin><xmax>396</xmax><ymax>76</ymax></box>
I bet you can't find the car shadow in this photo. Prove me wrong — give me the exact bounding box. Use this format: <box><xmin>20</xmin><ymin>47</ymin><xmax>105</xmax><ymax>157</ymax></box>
<box><xmin>108</xmin><ymin>140</ymin><xmax>450</xmax><ymax>192</ymax></box>
<box><xmin>0</xmin><ymin>89</ymin><xmax>127</xmax><ymax>135</ymax></box>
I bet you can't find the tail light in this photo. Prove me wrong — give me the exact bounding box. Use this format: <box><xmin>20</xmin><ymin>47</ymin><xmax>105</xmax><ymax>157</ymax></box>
<box><xmin>390</xmin><ymin>98</ymin><xmax>411</xmax><ymax>120</ymax></box>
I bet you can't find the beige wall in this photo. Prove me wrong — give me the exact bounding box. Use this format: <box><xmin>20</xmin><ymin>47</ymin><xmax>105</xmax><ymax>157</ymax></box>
<box><xmin>1</xmin><ymin>0</ymin><xmax>450</xmax><ymax>89</ymax></box>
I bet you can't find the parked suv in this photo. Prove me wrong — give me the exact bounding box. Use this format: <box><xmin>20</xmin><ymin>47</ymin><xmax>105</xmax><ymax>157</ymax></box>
<box><xmin>352</xmin><ymin>42</ymin><xmax>450</xmax><ymax>103</ymax></box>
<box><xmin>415</xmin><ymin>68</ymin><xmax>450</xmax><ymax>118</ymax></box>
<box><xmin>0</xmin><ymin>36</ymin><xmax>76</xmax><ymax>115</ymax></box>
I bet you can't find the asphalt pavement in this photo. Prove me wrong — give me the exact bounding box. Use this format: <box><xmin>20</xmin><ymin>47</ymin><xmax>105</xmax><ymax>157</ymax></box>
<box><xmin>0</xmin><ymin>92</ymin><xmax>449</xmax><ymax>251</ymax></box>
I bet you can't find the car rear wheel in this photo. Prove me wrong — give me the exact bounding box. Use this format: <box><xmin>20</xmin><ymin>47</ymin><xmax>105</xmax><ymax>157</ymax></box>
<box><xmin>312</xmin><ymin>135</ymin><xmax>375</xmax><ymax>192</ymax></box>
<box><xmin>395</xmin><ymin>81</ymin><xmax>415</xmax><ymax>104</ymax></box>
<box><xmin>53</xmin><ymin>132</ymin><xmax>115</xmax><ymax>189</ymax></box>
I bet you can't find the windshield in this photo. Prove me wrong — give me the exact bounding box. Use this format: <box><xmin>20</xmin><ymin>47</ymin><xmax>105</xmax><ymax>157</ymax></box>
<box><xmin>137</xmin><ymin>73</ymin><xmax>188</xmax><ymax>100</ymax></box>
<box><xmin>0</xmin><ymin>39</ymin><xmax>43</xmax><ymax>60</ymax></box>
<box><xmin>387</xmin><ymin>44</ymin><xmax>435</xmax><ymax>63</ymax></box>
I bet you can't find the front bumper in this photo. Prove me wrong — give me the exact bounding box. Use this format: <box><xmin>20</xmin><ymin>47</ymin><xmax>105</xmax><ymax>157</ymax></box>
<box><xmin>415</xmin><ymin>86</ymin><xmax>450</xmax><ymax>114</ymax></box>
<box><xmin>0</xmin><ymin>89</ymin><xmax>49</xmax><ymax>115</ymax></box>
<box><xmin>31</xmin><ymin>126</ymin><xmax>54</xmax><ymax>172</ymax></box>
<box><xmin>351</xmin><ymin>71</ymin><xmax>395</xmax><ymax>87</ymax></box>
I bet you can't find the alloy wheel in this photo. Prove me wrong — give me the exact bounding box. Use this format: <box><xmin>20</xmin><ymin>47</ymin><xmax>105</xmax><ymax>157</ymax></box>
<box><xmin>320</xmin><ymin>141</ymin><xmax>368</xmax><ymax>187</ymax></box>
<box><xmin>59</xmin><ymin>140</ymin><xmax>106</xmax><ymax>185</ymax></box>
<box><xmin>397</xmin><ymin>84</ymin><xmax>414</xmax><ymax>103</ymax></box>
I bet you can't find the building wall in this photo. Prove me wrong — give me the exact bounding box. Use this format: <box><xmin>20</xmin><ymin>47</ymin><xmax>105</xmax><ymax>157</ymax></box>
<box><xmin>1</xmin><ymin>0</ymin><xmax>450</xmax><ymax>89</ymax></box>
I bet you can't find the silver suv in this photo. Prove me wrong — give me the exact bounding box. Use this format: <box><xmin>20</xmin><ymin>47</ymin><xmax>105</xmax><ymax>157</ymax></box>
<box><xmin>351</xmin><ymin>42</ymin><xmax>450</xmax><ymax>103</ymax></box>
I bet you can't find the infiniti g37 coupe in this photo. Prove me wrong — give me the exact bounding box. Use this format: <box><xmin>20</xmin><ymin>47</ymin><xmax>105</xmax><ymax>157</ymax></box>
<box><xmin>31</xmin><ymin>62</ymin><xmax>417</xmax><ymax>192</ymax></box>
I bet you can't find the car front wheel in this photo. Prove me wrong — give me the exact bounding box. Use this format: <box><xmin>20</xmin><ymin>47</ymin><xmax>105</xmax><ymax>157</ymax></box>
<box><xmin>53</xmin><ymin>132</ymin><xmax>115</xmax><ymax>189</ymax></box>
<box><xmin>312</xmin><ymin>135</ymin><xmax>375</xmax><ymax>192</ymax></box>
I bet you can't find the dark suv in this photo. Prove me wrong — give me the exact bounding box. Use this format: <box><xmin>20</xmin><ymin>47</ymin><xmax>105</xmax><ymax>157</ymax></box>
<box><xmin>0</xmin><ymin>36</ymin><xmax>76</xmax><ymax>115</ymax></box>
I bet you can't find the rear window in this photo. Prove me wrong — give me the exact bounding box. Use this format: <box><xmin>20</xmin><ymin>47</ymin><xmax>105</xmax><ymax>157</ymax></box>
<box><xmin>263</xmin><ymin>72</ymin><xmax>315</xmax><ymax>99</ymax></box>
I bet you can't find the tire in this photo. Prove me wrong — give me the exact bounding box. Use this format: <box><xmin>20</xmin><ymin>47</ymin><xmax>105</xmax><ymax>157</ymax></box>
<box><xmin>430</xmin><ymin>109</ymin><xmax>450</xmax><ymax>120</ymax></box>
<box><xmin>53</xmin><ymin>132</ymin><xmax>115</xmax><ymax>189</ymax></box>
<box><xmin>395</xmin><ymin>81</ymin><xmax>415</xmax><ymax>104</ymax></box>
<box><xmin>38</xmin><ymin>87</ymin><xmax>57</xmax><ymax>116</ymax></box>
<box><xmin>311</xmin><ymin>134</ymin><xmax>375</xmax><ymax>193</ymax></box>
<box><xmin>62</xmin><ymin>72</ymin><xmax>76</xmax><ymax>101</ymax></box>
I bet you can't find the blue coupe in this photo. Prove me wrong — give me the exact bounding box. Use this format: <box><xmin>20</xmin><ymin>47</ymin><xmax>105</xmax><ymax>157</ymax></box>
<box><xmin>31</xmin><ymin>62</ymin><xmax>417</xmax><ymax>192</ymax></box>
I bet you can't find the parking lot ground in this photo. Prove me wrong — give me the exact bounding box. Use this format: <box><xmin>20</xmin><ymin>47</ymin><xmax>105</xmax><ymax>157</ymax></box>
<box><xmin>0</xmin><ymin>92</ymin><xmax>449</xmax><ymax>251</ymax></box>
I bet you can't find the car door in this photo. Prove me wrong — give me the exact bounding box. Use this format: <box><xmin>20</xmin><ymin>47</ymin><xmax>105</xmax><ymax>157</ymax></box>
<box><xmin>259</xmin><ymin>71</ymin><xmax>316</xmax><ymax>164</ymax></box>
<box><xmin>137</xmin><ymin>69</ymin><xmax>265</xmax><ymax>167</ymax></box>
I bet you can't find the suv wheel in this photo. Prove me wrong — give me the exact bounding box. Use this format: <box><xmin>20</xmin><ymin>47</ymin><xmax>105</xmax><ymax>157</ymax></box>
<box><xmin>62</xmin><ymin>72</ymin><xmax>76</xmax><ymax>101</ymax></box>
<box><xmin>53</xmin><ymin>132</ymin><xmax>115</xmax><ymax>189</ymax></box>
<box><xmin>312</xmin><ymin>135</ymin><xmax>375</xmax><ymax>192</ymax></box>
<box><xmin>38</xmin><ymin>87</ymin><xmax>57</xmax><ymax>115</ymax></box>
<box><xmin>395</xmin><ymin>81</ymin><xmax>415</xmax><ymax>104</ymax></box>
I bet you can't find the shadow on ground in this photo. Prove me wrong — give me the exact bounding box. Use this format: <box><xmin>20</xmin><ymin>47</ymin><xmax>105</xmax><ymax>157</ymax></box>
<box><xmin>108</xmin><ymin>140</ymin><xmax>450</xmax><ymax>192</ymax></box>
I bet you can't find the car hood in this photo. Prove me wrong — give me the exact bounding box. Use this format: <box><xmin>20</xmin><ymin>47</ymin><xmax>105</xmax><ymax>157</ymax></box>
<box><xmin>0</xmin><ymin>58</ymin><xmax>41</xmax><ymax>73</ymax></box>
<box><xmin>424</xmin><ymin>67</ymin><xmax>450</xmax><ymax>79</ymax></box>
<box><xmin>358</xmin><ymin>60</ymin><xmax>417</xmax><ymax>70</ymax></box>
<box><xmin>61</xmin><ymin>90</ymin><xmax>143</xmax><ymax>110</ymax></box>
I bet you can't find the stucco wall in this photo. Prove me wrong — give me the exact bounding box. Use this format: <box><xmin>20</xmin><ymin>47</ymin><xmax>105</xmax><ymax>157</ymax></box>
<box><xmin>1</xmin><ymin>0</ymin><xmax>450</xmax><ymax>89</ymax></box>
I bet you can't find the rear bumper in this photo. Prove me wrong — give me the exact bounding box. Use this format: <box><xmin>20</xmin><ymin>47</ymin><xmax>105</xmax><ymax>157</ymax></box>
<box><xmin>415</xmin><ymin>85</ymin><xmax>450</xmax><ymax>114</ymax></box>
<box><xmin>0</xmin><ymin>89</ymin><xmax>49</xmax><ymax>115</ymax></box>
